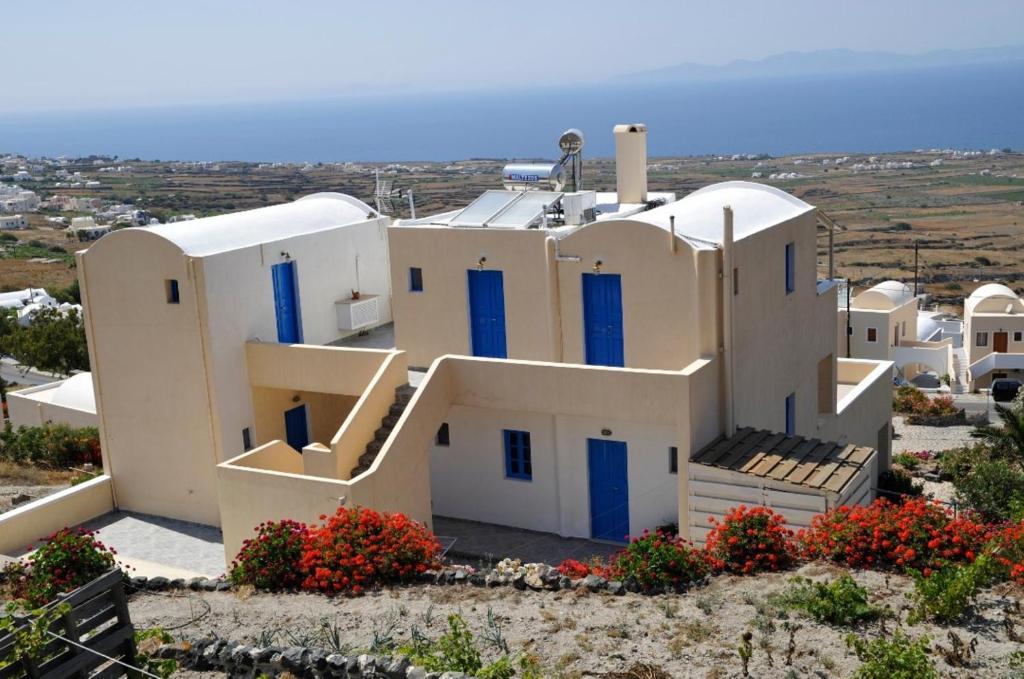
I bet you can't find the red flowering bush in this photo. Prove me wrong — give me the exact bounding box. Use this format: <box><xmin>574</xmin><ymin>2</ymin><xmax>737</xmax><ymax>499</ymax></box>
<box><xmin>556</xmin><ymin>559</ymin><xmax>592</xmax><ymax>579</ymax></box>
<box><xmin>990</xmin><ymin>520</ymin><xmax>1024</xmax><ymax>584</ymax></box>
<box><xmin>798</xmin><ymin>497</ymin><xmax>991</xmax><ymax>574</ymax></box>
<box><xmin>610</xmin><ymin>529</ymin><xmax>711</xmax><ymax>590</ymax></box>
<box><xmin>300</xmin><ymin>507</ymin><xmax>440</xmax><ymax>595</ymax></box>
<box><xmin>705</xmin><ymin>505</ymin><xmax>796</xmax><ymax>575</ymax></box>
<box><xmin>229</xmin><ymin>519</ymin><xmax>308</xmax><ymax>590</ymax></box>
<box><xmin>3</xmin><ymin>528</ymin><xmax>117</xmax><ymax>606</ymax></box>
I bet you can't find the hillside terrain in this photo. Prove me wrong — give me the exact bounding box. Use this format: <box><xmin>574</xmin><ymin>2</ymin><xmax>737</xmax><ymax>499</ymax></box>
<box><xmin>5</xmin><ymin>150</ymin><xmax>1022</xmax><ymax>310</ymax></box>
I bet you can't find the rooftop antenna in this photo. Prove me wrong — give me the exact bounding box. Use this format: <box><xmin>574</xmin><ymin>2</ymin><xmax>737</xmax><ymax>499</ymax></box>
<box><xmin>557</xmin><ymin>129</ymin><xmax>584</xmax><ymax>192</ymax></box>
<box><xmin>374</xmin><ymin>169</ymin><xmax>416</xmax><ymax>218</ymax></box>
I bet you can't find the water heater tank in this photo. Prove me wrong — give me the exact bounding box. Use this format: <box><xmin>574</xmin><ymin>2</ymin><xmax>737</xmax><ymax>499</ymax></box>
<box><xmin>501</xmin><ymin>163</ymin><xmax>565</xmax><ymax>191</ymax></box>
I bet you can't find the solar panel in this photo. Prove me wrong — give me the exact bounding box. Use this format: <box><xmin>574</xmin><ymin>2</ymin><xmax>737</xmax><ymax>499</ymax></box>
<box><xmin>449</xmin><ymin>190</ymin><xmax>522</xmax><ymax>226</ymax></box>
<box><xmin>488</xmin><ymin>191</ymin><xmax>563</xmax><ymax>228</ymax></box>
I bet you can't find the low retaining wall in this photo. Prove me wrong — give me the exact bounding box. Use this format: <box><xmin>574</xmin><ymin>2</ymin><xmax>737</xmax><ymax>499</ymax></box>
<box><xmin>0</xmin><ymin>475</ymin><xmax>114</xmax><ymax>556</ymax></box>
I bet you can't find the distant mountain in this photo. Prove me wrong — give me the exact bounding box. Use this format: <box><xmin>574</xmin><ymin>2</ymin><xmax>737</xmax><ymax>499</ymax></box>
<box><xmin>620</xmin><ymin>45</ymin><xmax>1024</xmax><ymax>83</ymax></box>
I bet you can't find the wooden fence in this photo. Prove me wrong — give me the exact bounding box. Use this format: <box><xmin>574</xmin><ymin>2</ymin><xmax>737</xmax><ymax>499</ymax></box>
<box><xmin>0</xmin><ymin>569</ymin><xmax>137</xmax><ymax>678</ymax></box>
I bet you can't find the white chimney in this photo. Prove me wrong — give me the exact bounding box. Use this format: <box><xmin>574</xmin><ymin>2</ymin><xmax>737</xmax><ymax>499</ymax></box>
<box><xmin>613</xmin><ymin>123</ymin><xmax>648</xmax><ymax>204</ymax></box>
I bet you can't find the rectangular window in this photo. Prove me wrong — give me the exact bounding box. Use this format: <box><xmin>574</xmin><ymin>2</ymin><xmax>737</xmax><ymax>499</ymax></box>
<box><xmin>733</xmin><ymin>267</ymin><xmax>739</xmax><ymax>295</ymax></box>
<box><xmin>784</xmin><ymin>242</ymin><xmax>795</xmax><ymax>294</ymax></box>
<box><xmin>669</xmin><ymin>446</ymin><xmax>678</xmax><ymax>474</ymax></box>
<box><xmin>785</xmin><ymin>393</ymin><xmax>796</xmax><ymax>436</ymax></box>
<box><xmin>503</xmin><ymin>429</ymin><xmax>532</xmax><ymax>480</ymax></box>
<box><xmin>901</xmin><ymin>321</ymin><xmax>907</xmax><ymax>338</ymax></box>
<box><xmin>166</xmin><ymin>279</ymin><xmax>180</xmax><ymax>304</ymax></box>
<box><xmin>242</xmin><ymin>427</ymin><xmax>252</xmax><ymax>451</ymax></box>
<box><xmin>977</xmin><ymin>332</ymin><xmax>989</xmax><ymax>347</ymax></box>
<box><xmin>867</xmin><ymin>327</ymin><xmax>877</xmax><ymax>342</ymax></box>
<box><xmin>435</xmin><ymin>422</ymin><xmax>450</xmax><ymax>446</ymax></box>
<box><xmin>1015</xmin><ymin>331</ymin><xmax>1023</xmax><ymax>342</ymax></box>
<box><xmin>409</xmin><ymin>267</ymin><xmax>423</xmax><ymax>292</ymax></box>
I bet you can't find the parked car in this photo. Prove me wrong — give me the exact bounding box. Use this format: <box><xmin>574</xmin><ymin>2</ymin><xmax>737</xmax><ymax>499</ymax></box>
<box><xmin>991</xmin><ymin>379</ymin><xmax>1023</xmax><ymax>403</ymax></box>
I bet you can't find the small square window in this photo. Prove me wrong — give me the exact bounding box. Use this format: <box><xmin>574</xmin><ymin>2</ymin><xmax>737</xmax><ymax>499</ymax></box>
<box><xmin>1015</xmin><ymin>331</ymin><xmax>1022</xmax><ymax>342</ymax></box>
<box><xmin>435</xmin><ymin>422</ymin><xmax>450</xmax><ymax>446</ymax></box>
<box><xmin>166</xmin><ymin>279</ymin><xmax>180</xmax><ymax>304</ymax></box>
<box><xmin>409</xmin><ymin>267</ymin><xmax>423</xmax><ymax>292</ymax></box>
<box><xmin>669</xmin><ymin>446</ymin><xmax>678</xmax><ymax>474</ymax></box>
<box><xmin>977</xmin><ymin>332</ymin><xmax>989</xmax><ymax>347</ymax></box>
<box><xmin>503</xmin><ymin>429</ymin><xmax>532</xmax><ymax>481</ymax></box>
<box><xmin>242</xmin><ymin>427</ymin><xmax>252</xmax><ymax>451</ymax></box>
<box><xmin>866</xmin><ymin>327</ymin><xmax>877</xmax><ymax>342</ymax></box>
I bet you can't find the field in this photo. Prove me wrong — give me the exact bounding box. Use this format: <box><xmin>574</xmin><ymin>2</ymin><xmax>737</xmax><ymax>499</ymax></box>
<box><xmin>5</xmin><ymin>150</ymin><xmax>1023</xmax><ymax>310</ymax></box>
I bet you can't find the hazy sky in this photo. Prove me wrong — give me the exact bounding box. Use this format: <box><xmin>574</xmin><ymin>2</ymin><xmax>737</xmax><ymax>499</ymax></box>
<box><xmin>4</xmin><ymin>0</ymin><xmax>1022</xmax><ymax>112</ymax></box>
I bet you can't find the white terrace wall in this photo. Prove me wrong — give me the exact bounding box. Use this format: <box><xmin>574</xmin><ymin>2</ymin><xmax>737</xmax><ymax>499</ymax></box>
<box><xmin>0</xmin><ymin>476</ymin><xmax>114</xmax><ymax>557</ymax></box>
<box><xmin>429</xmin><ymin>355</ymin><xmax>719</xmax><ymax>541</ymax></box>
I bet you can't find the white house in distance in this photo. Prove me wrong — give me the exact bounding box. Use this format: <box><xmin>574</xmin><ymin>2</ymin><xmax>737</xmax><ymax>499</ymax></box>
<box><xmin>964</xmin><ymin>283</ymin><xmax>1024</xmax><ymax>390</ymax></box>
<box><xmin>0</xmin><ymin>125</ymin><xmax>894</xmax><ymax>566</ymax></box>
<box><xmin>0</xmin><ymin>214</ymin><xmax>28</xmax><ymax>230</ymax></box>
<box><xmin>7</xmin><ymin>373</ymin><xmax>98</xmax><ymax>430</ymax></box>
<box><xmin>838</xmin><ymin>280</ymin><xmax>959</xmax><ymax>390</ymax></box>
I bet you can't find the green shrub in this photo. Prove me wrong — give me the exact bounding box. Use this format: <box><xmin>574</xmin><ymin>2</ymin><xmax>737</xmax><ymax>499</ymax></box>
<box><xmin>952</xmin><ymin>459</ymin><xmax>1024</xmax><ymax>522</ymax></box>
<box><xmin>771</xmin><ymin>575</ymin><xmax>885</xmax><ymax>626</ymax></box>
<box><xmin>894</xmin><ymin>385</ymin><xmax>929</xmax><ymax>414</ymax></box>
<box><xmin>845</xmin><ymin>629</ymin><xmax>936</xmax><ymax>679</ymax></box>
<box><xmin>908</xmin><ymin>555</ymin><xmax>996</xmax><ymax>624</ymax></box>
<box><xmin>403</xmin><ymin>614</ymin><xmax>517</xmax><ymax>679</ymax></box>
<box><xmin>135</xmin><ymin>628</ymin><xmax>178</xmax><ymax>678</ymax></box>
<box><xmin>610</xmin><ymin>528</ymin><xmax>711</xmax><ymax>591</ymax></box>
<box><xmin>877</xmin><ymin>468</ymin><xmax>923</xmax><ymax>497</ymax></box>
<box><xmin>3</xmin><ymin>528</ymin><xmax>117</xmax><ymax>606</ymax></box>
<box><xmin>892</xmin><ymin>453</ymin><xmax>920</xmax><ymax>470</ymax></box>
<box><xmin>937</xmin><ymin>444</ymin><xmax>991</xmax><ymax>482</ymax></box>
<box><xmin>0</xmin><ymin>423</ymin><xmax>101</xmax><ymax>468</ymax></box>
<box><xmin>229</xmin><ymin>519</ymin><xmax>308</xmax><ymax>590</ymax></box>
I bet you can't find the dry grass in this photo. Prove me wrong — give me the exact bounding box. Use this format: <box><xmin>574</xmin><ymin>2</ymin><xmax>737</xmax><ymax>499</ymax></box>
<box><xmin>0</xmin><ymin>460</ymin><xmax>76</xmax><ymax>485</ymax></box>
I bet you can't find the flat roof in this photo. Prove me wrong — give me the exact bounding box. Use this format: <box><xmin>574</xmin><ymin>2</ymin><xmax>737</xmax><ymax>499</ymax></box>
<box><xmin>693</xmin><ymin>427</ymin><xmax>875</xmax><ymax>496</ymax></box>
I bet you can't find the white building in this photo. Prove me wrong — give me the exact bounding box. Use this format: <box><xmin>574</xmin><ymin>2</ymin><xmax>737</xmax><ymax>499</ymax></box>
<box><xmin>7</xmin><ymin>373</ymin><xmax>98</xmax><ymax>430</ymax></box>
<box><xmin>0</xmin><ymin>214</ymin><xmax>28</xmax><ymax>230</ymax></box>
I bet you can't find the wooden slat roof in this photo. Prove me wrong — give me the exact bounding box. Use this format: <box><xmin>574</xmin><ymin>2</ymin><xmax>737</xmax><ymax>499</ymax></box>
<box><xmin>693</xmin><ymin>427</ymin><xmax>876</xmax><ymax>496</ymax></box>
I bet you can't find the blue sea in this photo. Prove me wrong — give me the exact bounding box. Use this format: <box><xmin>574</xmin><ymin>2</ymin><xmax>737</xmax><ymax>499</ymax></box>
<box><xmin>1</xmin><ymin>62</ymin><xmax>1022</xmax><ymax>162</ymax></box>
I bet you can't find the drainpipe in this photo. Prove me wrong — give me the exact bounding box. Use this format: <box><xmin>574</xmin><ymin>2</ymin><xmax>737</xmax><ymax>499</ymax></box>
<box><xmin>669</xmin><ymin>215</ymin><xmax>677</xmax><ymax>253</ymax></box>
<box><xmin>722</xmin><ymin>206</ymin><xmax>736</xmax><ymax>437</ymax></box>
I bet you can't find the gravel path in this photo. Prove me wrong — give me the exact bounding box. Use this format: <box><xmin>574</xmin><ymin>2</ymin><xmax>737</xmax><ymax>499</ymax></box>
<box><xmin>129</xmin><ymin>564</ymin><xmax>1024</xmax><ymax>678</ymax></box>
<box><xmin>892</xmin><ymin>416</ymin><xmax>976</xmax><ymax>454</ymax></box>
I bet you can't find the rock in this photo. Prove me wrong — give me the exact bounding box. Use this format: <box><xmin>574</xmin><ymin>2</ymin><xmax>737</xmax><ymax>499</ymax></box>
<box><xmin>582</xmin><ymin>574</ymin><xmax>607</xmax><ymax>592</ymax></box>
<box><xmin>485</xmin><ymin>570</ymin><xmax>502</xmax><ymax>588</ymax></box>
<box><xmin>256</xmin><ymin>646</ymin><xmax>280</xmax><ymax>663</ymax></box>
<box><xmin>385</xmin><ymin>656</ymin><xmax>412</xmax><ymax>677</ymax></box>
<box><xmin>453</xmin><ymin>568</ymin><xmax>468</xmax><ymax>584</ymax></box>
<box><xmin>200</xmin><ymin>578</ymin><xmax>219</xmax><ymax>592</ymax></box>
<box><xmin>169</xmin><ymin>578</ymin><xmax>186</xmax><ymax>589</ymax></box>
<box><xmin>469</xmin><ymin>573</ymin><xmax>486</xmax><ymax>587</ymax></box>
<box><xmin>326</xmin><ymin>653</ymin><xmax>349</xmax><ymax>672</ymax></box>
<box><xmin>146</xmin><ymin>576</ymin><xmax>169</xmax><ymax>590</ymax></box>
<box><xmin>214</xmin><ymin>580</ymin><xmax>232</xmax><ymax>591</ymax></box>
<box><xmin>282</xmin><ymin>646</ymin><xmax>308</xmax><ymax>671</ymax></box>
<box><xmin>512</xmin><ymin>572</ymin><xmax>527</xmax><ymax>590</ymax></box>
<box><xmin>187</xmin><ymin>577</ymin><xmax>206</xmax><ymax>591</ymax></box>
<box><xmin>623</xmin><ymin>575</ymin><xmax>640</xmax><ymax>593</ymax></box>
<box><xmin>406</xmin><ymin>666</ymin><xmax>428</xmax><ymax>679</ymax></box>
<box><xmin>607</xmin><ymin>580</ymin><xmax>625</xmax><ymax>595</ymax></box>
<box><xmin>10</xmin><ymin>494</ymin><xmax>31</xmax><ymax>506</ymax></box>
<box><xmin>357</xmin><ymin>653</ymin><xmax>378</xmax><ymax>674</ymax></box>
<box><xmin>541</xmin><ymin>566</ymin><xmax>562</xmax><ymax>590</ymax></box>
<box><xmin>558</xmin><ymin>576</ymin><xmax>573</xmax><ymax>590</ymax></box>
<box><xmin>439</xmin><ymin>672</ymin><xmax>467</xmax><ymax>679</ymax></box>
<box><xmin>345</xmin><ymin>656</ymin><xmax>360</xmax><ymax>674</ymax></box>
<box><xmin>129</xmin><ymin>576</ymin><xmax>148</xmax><ymax>590</ymax></box>
<box><xmin>524</xmin><ymin>565</ymin><xmax>550</xmax><ymax>590</ymax></box>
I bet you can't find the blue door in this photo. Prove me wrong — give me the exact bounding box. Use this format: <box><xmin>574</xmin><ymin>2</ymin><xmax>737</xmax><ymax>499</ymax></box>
<box><xmin>587</xmin><ymin>438</ymin><xmax>629</xmax><ymax>542</ymax></box>
<box><xmin>582</xmin><ymin>273</ymin><xmax>624</xmax><ymax>367</ymax></box>
<box><xmin>467</xmin><ymin>270</ymin><xmax>507</xmax><ymax>358</ymax></box>
<box><xmin>284</xmin><ymin>404</ymin><xmax>309</xmax><ymax>451</ymax></box>
<box><xmin>272</xmin><ymin>261</ymin><xmax>302</xmax><ymax>343</ymax></box>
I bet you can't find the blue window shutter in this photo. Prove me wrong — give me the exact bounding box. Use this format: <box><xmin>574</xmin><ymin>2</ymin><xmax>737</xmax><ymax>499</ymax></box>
<box><xmin>785</xmin><ymin>242</ymin><xmax>795</xmax><ymax>294</ymax></box>
<box><xmin>785</xmin><ymin>393</ymin><xmax>796</xmax><ymax>435</ymax></box>
<box><xmin>410</xmin><ymin>267</ymin><xmax>423</xmax><ymax>292</ymax></box>
<box><xmin>503</xmin><ymin>429</ymin><xmax>532</xmax><ymax>480</ymax></box>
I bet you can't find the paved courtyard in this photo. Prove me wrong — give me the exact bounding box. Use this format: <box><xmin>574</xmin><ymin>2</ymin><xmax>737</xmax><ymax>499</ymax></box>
<box><xmin>79</xmin><ymin>511</ymin><xmax>225</xmax><ymax>579</ymax></box>
<box><xmin>433</xmin><ymin>515</ymin><xmax>621</xmax><ymax>565</ymax></box>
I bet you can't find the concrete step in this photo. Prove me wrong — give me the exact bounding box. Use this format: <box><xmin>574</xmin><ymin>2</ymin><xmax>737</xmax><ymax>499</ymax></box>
<box><xmin>395</xmin><ymin>384</ymin><xmax>416</xmax><ymax>404</ymax></box>
<box><xmin>389</xmin><ymin>402</ymin><xmax>406</xmax><ymax>417</ymax></box>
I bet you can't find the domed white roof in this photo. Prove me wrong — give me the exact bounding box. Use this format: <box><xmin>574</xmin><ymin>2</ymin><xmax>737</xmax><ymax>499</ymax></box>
<box><xmin>625</xmin><ymin>181</ymin><xmax>814</xmax><ymax>247</ymax></box>
<box><xmin>852</xmin><ymin>280</ymin><xmax>914</xmax><ymax>310</ymax></box>
<box><xmin>968</xmin><ymin>283</ymin><xmax>1018</xmax><ymax>301</ymax></box>
<box><xmin>131</xmin><ymin>193</ymin><xmax>377</xmax><ymax>257</ymax></box>
<box><xmin>49</xmin><ymin>372</ymin><xmax>96</xmax><ymax>413</ymax></box>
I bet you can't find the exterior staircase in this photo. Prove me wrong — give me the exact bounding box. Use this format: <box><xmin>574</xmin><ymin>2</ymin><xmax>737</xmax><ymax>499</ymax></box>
<box><xmin>349</xmin><ymin>383</ymin><xmax>417</xmax><ymax>478</ymax></box>
<box><xmin>952</xmin><ymin>347</ymin><xmax>968</xmax><ymax>394</ymax></box>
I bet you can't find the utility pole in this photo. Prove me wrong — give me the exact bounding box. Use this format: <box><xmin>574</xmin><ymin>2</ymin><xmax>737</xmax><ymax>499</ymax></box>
<box><xmin>913</xmin><ymin>241</ymin><xmax>919</xmax><ymax>297</ymax></box>
<box><xmin>846</xmin><ymin>282</ymin><xmax>852</xmax><ymax>359</ymax></box>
